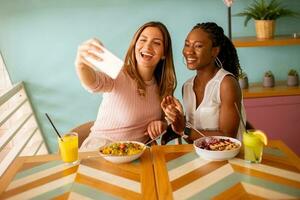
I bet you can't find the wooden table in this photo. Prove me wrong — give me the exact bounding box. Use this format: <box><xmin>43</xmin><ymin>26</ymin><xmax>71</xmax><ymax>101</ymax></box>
<box><xmin>152</xmin><ymin>140</ymin><xmax>300</xmax><ymax>200</ymax></box>
<box><xmin>1</xmin><ymin>141</ymin><xmax>300</xmax><ymax>200</ymax></box>
<box><xmin>0</xmin><ymin>149</ymin><xmax>157</xmax><ymax>200</ymax></box>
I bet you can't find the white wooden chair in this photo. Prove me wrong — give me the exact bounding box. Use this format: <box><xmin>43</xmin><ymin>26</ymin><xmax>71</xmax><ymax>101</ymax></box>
<box><xmin>0</xmin><ymin>82</ymin><xmax>49</xmax><ymax>176</ymax></box>
<box><xmin>70</xmin><ymin>121</ymin><xmax>94</xmax><ymax>147</ymax></box>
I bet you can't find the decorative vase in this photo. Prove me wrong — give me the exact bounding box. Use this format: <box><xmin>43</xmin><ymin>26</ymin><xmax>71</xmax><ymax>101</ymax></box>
<box><xmin>263</xmin><ymin>76</ymin><xmax>275</xmax><ymax>87</ymax></box>
<box><xmin>255</xmin><ymin>20</ymin><xmax>275</xmax><ymax>39</ymax></box>
<box><xmin>239</xmin><ymin>77</ymin><xmax>249</xmax><ymax>89</ymax></box>
<box><xmin>287</xmin><ymin>75</ymin><xmax>299</xmax><ymax>86</ymax></box>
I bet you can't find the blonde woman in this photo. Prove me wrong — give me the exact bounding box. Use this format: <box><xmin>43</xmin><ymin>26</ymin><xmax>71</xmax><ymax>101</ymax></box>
<box><xmin>75</xmin><ymin>21</ymin><xmax>177</xmax><ymax>147</ymax></box>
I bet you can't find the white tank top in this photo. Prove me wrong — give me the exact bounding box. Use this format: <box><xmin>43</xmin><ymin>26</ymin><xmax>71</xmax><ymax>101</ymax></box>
<box><xmin>182</xmin><ymin>68</ymin><xmax>246</xmax><ymax>140</ymax></box>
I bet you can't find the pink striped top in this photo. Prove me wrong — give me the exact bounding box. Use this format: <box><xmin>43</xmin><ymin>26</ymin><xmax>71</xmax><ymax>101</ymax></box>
<box><xmin>81</xmin><ymin>70</ymin><xmax>162</xmax><ymax>143</ymax></box>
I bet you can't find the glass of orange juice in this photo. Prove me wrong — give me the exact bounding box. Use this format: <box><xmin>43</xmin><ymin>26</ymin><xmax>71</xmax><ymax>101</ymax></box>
<box><xmin>58</xmin><ymin>132</ymin><xmax>79</xmax><ymax>164</ymax></box>
<box><xmin>243</xmin><ymin>130</ymin><xmax>267</xmax><ymax>163</ymax></box>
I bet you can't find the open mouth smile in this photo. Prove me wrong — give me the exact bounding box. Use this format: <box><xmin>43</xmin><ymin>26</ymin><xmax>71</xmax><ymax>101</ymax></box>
<box><xmin>141</xmin><ymin>51</ymin><xmax>154</xmax><ymax>59</ymax></box>
<box><xmin>186</xmin><ymin>57</ymin><xmax>197</xmax><ymax>64</ymax></box>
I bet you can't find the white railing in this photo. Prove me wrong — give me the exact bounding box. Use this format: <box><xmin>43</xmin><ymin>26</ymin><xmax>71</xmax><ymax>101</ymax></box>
<box><xmin>0</xmin><ymin>82</ymin><xmax>49</xmax><ymax>176</ymax></box>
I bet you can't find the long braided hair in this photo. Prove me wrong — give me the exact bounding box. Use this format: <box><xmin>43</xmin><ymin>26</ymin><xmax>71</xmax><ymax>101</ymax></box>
<box><xmin>192</xmin><ymin>22</ymin><xmax>241</xmax><ymax>78</ymax></box>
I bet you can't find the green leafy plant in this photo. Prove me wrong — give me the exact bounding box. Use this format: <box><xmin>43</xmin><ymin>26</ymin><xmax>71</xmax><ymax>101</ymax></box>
<box><xmin>288</xmin><ymin>69</ymin><xmax>299</xmax><ymax>76</ymax></box>
<box><xmin>239</xmin><ymin>70</ymin><xmax>248</xmax><ymax>79</ymax></box>
<box><xmin>235</xmin><ymin>0</ymin><xmax>299</xmax><ymax>26</ymax></box>
<box><xmin>238</xmin><ymin>69</ymin><xmax>249</xmax><ymax>89</ymax></box>
<box><xmin>264</xmin><ymin>70</ymin><xmax>274</xmax><ymax>78</ymax></box>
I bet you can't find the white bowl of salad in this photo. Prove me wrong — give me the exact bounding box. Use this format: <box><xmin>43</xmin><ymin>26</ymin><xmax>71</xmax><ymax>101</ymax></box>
<box><xmin>193</xmin><ymin>136</ymin><xmax>241</xmax><ymax>161</ymax></box>
<box><xmin>99</xmin><ymin>141</ymin><xmax>146</xmax><ymax>164</ymax></box>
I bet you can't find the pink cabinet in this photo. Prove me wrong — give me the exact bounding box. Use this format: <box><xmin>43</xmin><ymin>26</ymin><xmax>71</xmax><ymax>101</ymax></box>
<box><xmin>244</xmin><ymin>95</ymin><xmax>300</xmax><ymax>155</ymax></box>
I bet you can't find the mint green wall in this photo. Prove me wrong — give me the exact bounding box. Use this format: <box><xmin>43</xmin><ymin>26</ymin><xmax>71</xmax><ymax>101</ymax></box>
<box><xmin>1</xmin><ymin>0</ymin><xmax>299</xmax><ymax>152</ymax></box>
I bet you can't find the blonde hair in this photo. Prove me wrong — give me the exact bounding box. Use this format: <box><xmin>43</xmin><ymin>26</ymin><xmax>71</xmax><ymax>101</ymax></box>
<box><xmin>124</xmin><ymin>21</ymin><xmax>177</xmax><ymax>98</ymax></box>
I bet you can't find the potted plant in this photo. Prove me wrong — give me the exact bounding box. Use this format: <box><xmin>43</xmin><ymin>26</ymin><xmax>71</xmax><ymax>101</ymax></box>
<box><xmin>238</xmin><ymin>70</ymin><xmax>249</xmax><ymax>89</ymax></box>
<box><xmin>263</xmin><ymin>70</ymin><xmax>275</xmax><ymax>87</ymax></box>
<box><xmin>287</xmin><ymin>69</ymin><xmax>299</xmax><ymax>86</ymax></box>
<box><xmin>234</xmin><ymin>0</ymin><xmax>299</xmax><ymax>39</ymax></box>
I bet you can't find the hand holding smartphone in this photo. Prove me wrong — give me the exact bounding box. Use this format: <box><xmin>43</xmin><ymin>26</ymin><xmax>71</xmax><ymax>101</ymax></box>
<box><xmin>85</xmin><ymin>47</ymin><xmax>124</xmax><ymax>79</ymax></box>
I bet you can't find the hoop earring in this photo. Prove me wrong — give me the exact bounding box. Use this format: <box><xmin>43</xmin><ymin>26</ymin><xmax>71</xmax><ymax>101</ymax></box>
<box><xmin>215</xmin><ymin>57</ymin><xmax>223</xmax><ymax>68</ymax></box>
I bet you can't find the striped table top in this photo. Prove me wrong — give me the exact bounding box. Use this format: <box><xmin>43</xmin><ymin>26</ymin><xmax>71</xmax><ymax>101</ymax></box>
<box><xmin>0</xmin><ymin>150</ymin><xmax>156</xmax><ymax>200</ymax></box>
<box><xmin>152</xmin><ymin>140</ymin><xmax>300</xmax><ymax>200</ymax></box>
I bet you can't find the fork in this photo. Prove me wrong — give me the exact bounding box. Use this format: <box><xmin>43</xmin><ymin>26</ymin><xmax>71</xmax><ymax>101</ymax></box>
<box><xmin>165</xmin><ymin>116</ymin><xmax>205</xmax><ymax>138</ymax></box>
<box><xmin>144</xmin><ymin>130</ymin><xmax>167</xmax><ymax>146</ymax></box>
<box><xmin>185</xmin><ymin>121</ymin><xmax>206</xmax><ymax>137</ymax></box>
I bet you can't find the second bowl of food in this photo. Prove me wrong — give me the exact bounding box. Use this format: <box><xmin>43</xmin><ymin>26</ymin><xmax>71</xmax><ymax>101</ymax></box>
<box><xmin>99</xmin><ymin>141</ymin><xmax>146</xmax><ymax>164</ymax></box>
<box><xmin>193</xmin><ymin>136</ymin><xmax>241</xmax><ymax>161</ymax></box>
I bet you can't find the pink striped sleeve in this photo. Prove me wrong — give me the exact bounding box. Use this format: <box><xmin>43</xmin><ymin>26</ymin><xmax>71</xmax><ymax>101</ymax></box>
<box><xmin>88</xmin><ymin>71</ymin><xmax>114</xmax><ymax>93</ymax></box>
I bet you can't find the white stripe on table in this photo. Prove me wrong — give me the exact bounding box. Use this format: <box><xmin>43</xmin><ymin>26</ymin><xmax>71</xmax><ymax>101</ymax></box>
<box><xmin>78</xmin><ymin>165</ymin><xmax>140</xmax><ymax>193</ymax></box>
<box><xmin>6</xmin><ymin>163</ymin><xmax>75</xmax><ymax>191</ymax></box>
<box><xmin>173</xmin><ymin>164</ymin><xmax>234</xmax><ymax>200</ymax></box>
<box><xmin>229</xmin><ymin>158</ymin><xmax>300</xmax><ymax>182</ymax></box>
<box><xmin>6</xmin><ymin>173</ymin><xmax>76</xmax><ymax>200</ymax></box>
<box><xmin>69</xmin><ymin>192</ymin><xmax>94</xmax><ymax>200</ymax></box>
<box><xmin>168</xmin><ymin>158</ymin><xmax>210</xmax><ymax>181</ymax></box>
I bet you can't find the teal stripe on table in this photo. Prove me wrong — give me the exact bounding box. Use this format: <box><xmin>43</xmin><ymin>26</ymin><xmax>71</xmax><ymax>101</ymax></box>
<box><xmin>188</xmin><ymin>172</ymin><xmax>300</xmax><ymax>199</ymax></box>
<box><xmin>187</xmin><ymin>173</ymin><xmax>241</xmax><ymax>200</ymax></box>
<box><xmin>132</xmin><ymin>158</ymin><xmax>141</xmax><ymax>165</ymax></box>
<box><xmin>72</xmin><ymin>182</ymin><xmax>119</xmax><ymax>200</ymax></box>
<box><xmin>14</xmin><ymin>160</ymin><xmax>63</xmax><ymax>180</ymax></box>
<box><xmin>30</xmin><ymin>183</ymin><xmax>72</xmax><ymax>200</ymax></box>
<box><xmin>167</xmin><ymin>152</ymin><xmax>199</xmax><ymax>171</ymax></box>
<box><xmin>264</xmin><ymin>147</ymin><xmax>285</xmax><ymax>157</ymax></box>
<box><xmin>241</xmin><ymin>173</ymin><xmax>300</xmax><ymax>197</ymax></box>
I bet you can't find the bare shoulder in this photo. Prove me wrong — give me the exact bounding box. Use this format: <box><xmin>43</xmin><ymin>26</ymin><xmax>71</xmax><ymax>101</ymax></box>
<box><xmin>220</xmin><ymin>75</ymin><xmax>241</xmax><ymax>100</ymax></box>
<box><xmin>221</xmin><ymin>75</ymin><xmax>239</xmax><ymax>90</ymax></box>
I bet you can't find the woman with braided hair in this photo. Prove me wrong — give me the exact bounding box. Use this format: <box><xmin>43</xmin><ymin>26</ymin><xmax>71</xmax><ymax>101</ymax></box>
<box><xmin>161</xmin><ymin>22</ymin><xmax>246</xmax><ymax>143</ymax></box>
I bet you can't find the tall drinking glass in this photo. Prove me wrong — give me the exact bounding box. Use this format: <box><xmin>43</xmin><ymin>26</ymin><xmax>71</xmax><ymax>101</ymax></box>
<box><xmin>243</xmin><ymin>130</ymin><xmax>266</xmax><ymax>163</ymax></box>
<box><xmin>58</xmin><ymin>132</ymin><xmax>79</xmax><ymax>164</ymax></box>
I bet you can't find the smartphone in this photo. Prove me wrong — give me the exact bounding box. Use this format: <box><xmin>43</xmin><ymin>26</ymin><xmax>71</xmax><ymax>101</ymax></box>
<box><xmin>85</xmin><ymin>47</ymin><xmax>123</xmax><ymax>79</ymax></box>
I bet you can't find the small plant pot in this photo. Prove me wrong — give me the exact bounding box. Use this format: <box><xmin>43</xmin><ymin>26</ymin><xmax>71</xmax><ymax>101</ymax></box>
<box><xmin>263</xmin><ymin>76</ymin><xmax>275</xmax><ymax>87</ymax></box>
<box><xmin>239</xmin><ymin>77</ymin><xmax>249</xmax><ymax>89</ymax></box>
<box><xmin>287</xmin><ymin>75</ymin><xmax>299</xmax><ymax>86</ymax></box>
<box><xmin>255</xmin><ymin>20</ymin><xmax>275</xmax><ymax>39</ymax></box>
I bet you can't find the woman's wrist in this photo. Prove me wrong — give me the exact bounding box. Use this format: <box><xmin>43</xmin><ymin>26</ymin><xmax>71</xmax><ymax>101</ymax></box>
<box><xmin>161</xmin><ymin>120</ymin><xmax>168</xmax><ymax>131</ymax></box>
<box><xmin>172</xmin><ymin>123</ymin><xmax>189</xmax><ymax>137</ymax></box>
<box><xmin>171</xmin><ymin>125</ymin><xmax>184</xmax><ymax>135</ymax></box>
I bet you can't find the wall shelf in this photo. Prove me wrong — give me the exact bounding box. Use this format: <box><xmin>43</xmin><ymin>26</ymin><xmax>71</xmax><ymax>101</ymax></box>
<box><xmin>243</xmin><ymin>81</ymin><xmax>300</xmax><ymax>98</ymax></box>
<box><xmin>233</xmin><ymin>35</ymin><xmax>300</xmax><ymax>47</ymax></box>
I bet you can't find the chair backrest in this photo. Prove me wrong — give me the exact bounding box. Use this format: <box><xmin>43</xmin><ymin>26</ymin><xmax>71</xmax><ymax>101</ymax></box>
<box><xmin>0</xmin><ymin>82</ymin><xmax>49</xmax><ymax>176</ymax></box>
<box><xmin>70</xmin><ymin>121</ymin><xmax>94</xmax><ymax>147</ymax></box>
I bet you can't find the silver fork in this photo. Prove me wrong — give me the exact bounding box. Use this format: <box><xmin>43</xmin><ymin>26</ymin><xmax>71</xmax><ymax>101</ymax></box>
<box><xmin>165</xmin><ymin>116</ymin><xmax>205</xmax><ymax>138</ymax></box>
<box><xmin>144</xmin><ymin>130</ymin><xmax>167</xmax><ymax>146</ymax></box>
<box><xmin>185</xmin><ymin>121</ymin><xmax>206</xmax><ymax>137</ymax></box>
